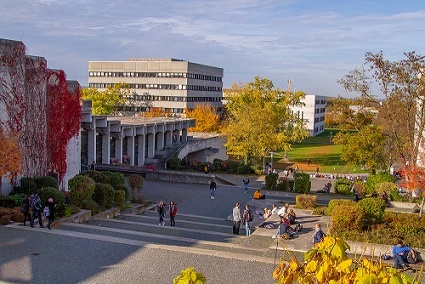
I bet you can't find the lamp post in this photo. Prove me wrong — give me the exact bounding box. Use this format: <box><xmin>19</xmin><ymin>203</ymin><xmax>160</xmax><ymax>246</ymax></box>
<box><xmin>270</xmin><ymin>151</ymin><xmax>274</xmax><ymax>172</ymax></box>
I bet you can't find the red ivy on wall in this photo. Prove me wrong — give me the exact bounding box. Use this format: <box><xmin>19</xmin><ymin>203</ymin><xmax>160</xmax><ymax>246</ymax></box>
<box><xmin>47</xmin><ymin>70</ymin><xmax>81</xmax><ymax>185</ymax></box>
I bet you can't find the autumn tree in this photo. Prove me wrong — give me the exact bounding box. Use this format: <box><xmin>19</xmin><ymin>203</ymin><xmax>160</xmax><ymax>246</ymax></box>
<box><xmin>185</xmin><ymin>104</ymin><xmax>220</xmax><ymax>132</ymax></box>
<box><xmin>338</xmin><ymin>51</ymin><xmax>425</xmax><ymax>170</ymax></box>
<box><xmin>223</xmin><ymin>76</ymin><xmax>309</xmax><ymax>165</ymax></box>
<box><xmin>81</xmin><ymin>83</ymin><xmax>128</xmax><ymax>115</ymax></box>
<box><xmin>0</xmin><ymin>128</ymin><xmax>23</xmax><ymax>179</ymax></box>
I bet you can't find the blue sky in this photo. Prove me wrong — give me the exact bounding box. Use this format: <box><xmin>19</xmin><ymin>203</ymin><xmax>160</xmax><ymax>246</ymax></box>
<box><xmin>1</xmin><ymin>0</ymin><xmax>425</xmax><ymax>98</ymax></box>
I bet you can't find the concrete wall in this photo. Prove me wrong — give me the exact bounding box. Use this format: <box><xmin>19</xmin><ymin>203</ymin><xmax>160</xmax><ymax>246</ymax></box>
<box><xmin>178</xmin><ymin>135</ymin><xmax>228</xmax><ymax>163</ymax></box>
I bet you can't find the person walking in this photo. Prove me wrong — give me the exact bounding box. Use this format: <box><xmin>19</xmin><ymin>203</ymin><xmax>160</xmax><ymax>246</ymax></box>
<box><xmin>45</xmin><ymin>197</ymin><xmax>56</xmax><ymax>230</ymax></box>
<box><xmin>29</xmin><ymin>191</ymin><xmax>44</xmax><ymax>228</ymax></box>
<box><xmin>20</xmin><ymin>195</ymin><xmax>30</xmax><ymax>226</ymax></box>
<box><xmin>156</xmin><ymin>201</ymin><xmax>166</xmax><ymax>226</ymax></box>
<box><xmin>169</xmin><ymin>201</ymin><xmax>178</xmax><ymax>226</ymax></box>
<box><xmin>242</xmin><ymin>176</ymin><xmax>250</xmax><ymax>194</ymax></box>
<box><xmin>232</xmin><ymin>202</ymin><xmax>241</xmax><ymax>234</ymax></box>
<box><xmin>242</xmin><ymin>204</ymin><xmax>253</xmax><ymax>236</ymax></box>
<box><xmin>209</xmin><ymin>178</ymin><xmax>217</xmax><ymax>199</ymax></box>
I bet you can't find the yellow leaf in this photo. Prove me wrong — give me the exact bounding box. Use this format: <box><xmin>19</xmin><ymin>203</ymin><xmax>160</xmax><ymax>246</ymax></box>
<box><xmin>305</xmin><ymin>260</ymin><xmax>318</xmax><ymax>273</ymax></box>
<box><xmin>359</xmin><ymin>273</ymin><xmax>378</xmax><ymax>284</ymax></box>
<box><xmin>317</xmin><ymin>267</ymin><xmax>324</xmax><ymax>283</ymax></box>
<box><xmin>338</xmin><ymin>259</ymin><xmax>353</xmax><ymax>274</ymax></box>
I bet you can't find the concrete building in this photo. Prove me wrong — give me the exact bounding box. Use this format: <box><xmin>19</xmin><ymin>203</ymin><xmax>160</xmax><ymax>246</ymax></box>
<box><xmin>291</xmin><ymin>94</ymin><xmax>326</xmax><ymax>136</ymax></box>
<box><xmin>81</xmin><ymin>100</ymin><xmax>196</xmax><ymax>168</ymax></box>
<box><xmin>88</xmin><ymin>58</ymin><xmax>224</xmax><ymax>116</ymax></box>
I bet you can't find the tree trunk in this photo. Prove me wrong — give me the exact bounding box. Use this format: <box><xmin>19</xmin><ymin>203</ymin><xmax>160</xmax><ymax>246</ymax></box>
<box><xmin>419</xmin><ymin>197</ymin><xmax>424</xmax><ymax>219</ymax></box>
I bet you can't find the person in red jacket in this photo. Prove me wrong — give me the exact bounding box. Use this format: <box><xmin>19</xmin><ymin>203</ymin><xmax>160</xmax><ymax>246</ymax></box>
<box><xmin>169</xmin><ymin>201</ymin><xmax>178</xmax><ymax>227</ymax></box>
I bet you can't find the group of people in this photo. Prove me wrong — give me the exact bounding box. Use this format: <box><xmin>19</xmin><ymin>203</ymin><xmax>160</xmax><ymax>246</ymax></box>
<box><xmin>20</xmin><ymin>190</ymin><xmax>56</xmax><ymax>230</ymax></box>
<box><xmin>232</xmin><ymin>203</ymin><xmax>253</xmax><ymax>236</ymax></box>
<box><xmin>156</xmin><ymin>200</ymin><xmax>178</xmax><ymax>226</ymax></box>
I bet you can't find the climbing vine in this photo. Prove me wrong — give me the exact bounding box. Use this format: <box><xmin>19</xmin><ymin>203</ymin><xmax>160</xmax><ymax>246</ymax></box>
<box><xmin>47</xmin><ymin>70</ymin><xmax>81</xmax><ymax>186</ymax></box>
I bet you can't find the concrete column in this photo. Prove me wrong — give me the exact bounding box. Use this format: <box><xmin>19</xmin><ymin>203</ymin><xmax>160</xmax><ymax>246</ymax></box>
<box><xmin>102</xmin><ymin>132</ymin><xmax>111</xmax><ymax>164</ymax></box>
<box><xmin>115</xmin><ymin>136</ymin><xmax>123</xmax><ymax>163</ymax></box>
<box><xmin>147</xmin><ymin>133</ymin><xmax>155</xmax><ymax>158</ymax></box>
<box><xmin>87</xmin><ymin>129</ymin><xmax>96</xmax><ymax>166</ymax></box>
<box><xmin>182</xmin><ymin>128</ymin><xmax>188</xmax><ymax>142</ymax></box>
<box><xmin>127</xmin><ymin>135</ymin><xmax>135</xmax><ymax>166</ymax></box>
<box><xmin>157</xmin><ymin>131</ymin><xmax>164</xmax><ymax>150</ymax></box>
<box><xmin>165</xmin><ymin>130</ymin><xmax>172</xmax><ymax>146</ymax></box>
<box><xmin>137</xmin><ymin>135</ymin><xmax>146</xmax><ymax>166</ymax></box>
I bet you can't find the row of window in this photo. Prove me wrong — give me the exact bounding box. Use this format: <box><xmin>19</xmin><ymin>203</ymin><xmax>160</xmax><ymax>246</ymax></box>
<box><xmin>314</xmin><ymin>116</ymin><xmax>325</xmax><ymax>123</ymax></box>
<box><xmin>88</xmin><ymin>83</ymin><xmax>222</xmax><ymax>92</ymax></box>
<box><xmin>118</xmin><ymin>106</ymin><xmax>222</xmax><ymax>113</ymax></box>
<box><xmin>124</xmin><ymin>94</ymin><xmax>221</xmax><ymax>102</ymax></box>
<box><xmin>315</xmin><ymin>99</ymin><xmax>326</xmax><ymax>105</ymax></box>
<box><xmin>89</xmin><ymin>71</ymin><xmax>222</xmax><ymax>82</ymax></box>
<box><xmin>315</xmin><ymin>108</ymin><xmax>325</xmax><ymax>114</ymax></box>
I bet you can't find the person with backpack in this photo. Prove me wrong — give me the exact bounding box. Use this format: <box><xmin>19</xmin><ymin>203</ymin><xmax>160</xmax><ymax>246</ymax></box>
<box><xmin>242</xmin><ymin>176</ymin><xmax>250</xmax><ymax>194</ymax></box>
<box><xmin>29</xmin><ymin>191</ymin><xmax>44</xmax><ymax>228</ymax></box>
<box><xmin>209</xmin><ymin>178</ymin><xmax>217</xmax><ymax>199</ymax></box>
<box><xmin>242</xmin><ymin>204</ymin><xmax>253</xmax><ymax>236</ymax></box>
<box><xmin>20</xmin><ymin>195</ymin><xmax>30</xmax><ymax>226</ymax></box>
<box><xmin>45</xmin><ymin>197</ymin><xmax>56</xmax><ymax>230</ymax></box>
<box><xmin>169</xmin><ymin>201</ymin><xmax>178</xmax><ymax>227</ymax></box>
<box><xmin>156</xmin><ymin>201</ymin><xmax>166</xmax><ymax>226</ymax></box>
<box><xmin>312</xmin><ymin>223</ymin><xmax>326</xmax><ymax>245</ymax></box>
<box><xmin>232</xmin><ymin>202</ymin><xmax>241</xmax><ymax>234</ymax></box>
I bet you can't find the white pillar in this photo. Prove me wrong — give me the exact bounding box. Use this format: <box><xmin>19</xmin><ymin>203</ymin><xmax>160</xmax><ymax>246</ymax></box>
<box><xmin>128</xmin><ymin>135</ymin><xmax>135</xmax><ymax>166</ymax></box>
<box><xmin>147</xmin><ymin>133</ymin><xmax>155</xmax><ymax>158</ymax></box>
<box><xmin>88</xmin><ymin>129</ymin><xmax>96</xmax><ymax>165</ymax></box>
<box><xmin>137</xmin><ymin>135</ymin><xmax>146</xmax><ymax>166</ymax></box>
<box><xmin>102</xmin><ymin>133</ymin><xmax>110</xmax><ymax>164</ymax></box>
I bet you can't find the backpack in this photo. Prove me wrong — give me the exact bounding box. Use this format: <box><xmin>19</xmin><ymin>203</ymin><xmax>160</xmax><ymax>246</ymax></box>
<box><xmin>43</xmin><ymin>206</ymin><xmax>50</xmax><ymax>217</ymax></box>
<box><xmin>247</xmin><ymin>210</ymin><xmax>253</xmax><ymax>222</ymax></box>
<box><xmin>31</xmin><ymin>195</ymin><xmax>42</xmax><ymax>211</ymax></box>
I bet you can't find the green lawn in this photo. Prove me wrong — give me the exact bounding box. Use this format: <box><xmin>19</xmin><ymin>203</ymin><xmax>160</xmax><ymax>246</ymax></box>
<box><xmin>272</xmin><ymin>129</ymin><xmax>367</xmax><ymax>175</ymax></box>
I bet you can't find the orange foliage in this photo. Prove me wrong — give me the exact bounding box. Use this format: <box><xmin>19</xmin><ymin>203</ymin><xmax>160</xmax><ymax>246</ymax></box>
<box><xmin>144</xmin><ymin>107</ymin><xmax>173</xmax><ymax>118</ymax></box>
<box><xmin>399</xmin><ymin>165</ymin><xmax>425</xmax><ymax>197</ymax></box>
<box><xmin>185</xmin><ymin>104</ymin><xmax>220</xmax><ymax>132</ymax></box>
<box><xmin>0</xmin><ymin>128</ymin><xmax>23</xmax><ymax>177</ymax></box>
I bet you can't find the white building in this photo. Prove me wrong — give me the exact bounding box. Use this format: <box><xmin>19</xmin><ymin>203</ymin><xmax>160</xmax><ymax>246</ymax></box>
<box><xmin>88</xmin><ymin>58</ymin><xmax>223</xmax><ymax>116</ymax></box>
<box><xmin>291</xmin><ymin>94</ymin><xmax>326</xmax><ymax>136</ymax></box>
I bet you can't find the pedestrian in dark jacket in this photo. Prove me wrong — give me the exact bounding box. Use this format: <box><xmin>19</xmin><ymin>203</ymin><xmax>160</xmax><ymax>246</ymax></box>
<box><xmin>156</xmin><ymin>201</ymin><xmax>166</xmax><ymax>226</ymax></box>
<box><xmin>45</xmin><ymin>197</ymin><xmax>56</xmax><ymax>230</ymax></box>
<box><xmin>29</xmin><ymin>191</ymin><xmax>44</xmax><ymax>228</ymax></box>
<box><xmin>169</xmin><ymin>201</ymin><xmax>178</xmax><ymax>227</ymax></box>
<box><xmin>20</xmin><ymin>195</ymin><xmax>30</xmax><ymax>226</ymax></box>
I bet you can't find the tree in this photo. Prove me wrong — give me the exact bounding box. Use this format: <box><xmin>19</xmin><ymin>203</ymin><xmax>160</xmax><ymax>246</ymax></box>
<box><xmin>0</xmin><ymin>128</ymin><xmax>23</xmax><ymax>178</ymax></box>
<box><xmin>399</xmin><ymin>164</ymin><xmax>425</xmax><ymax>218</ymax></box>
<box><xmin>185</xmin><ymin>104</ymin><xmax>220</xmax><ymax>132</ymax></box>
<box><xmin>81</xmin><ymin>83</ymin><xmax>128</xmax><ymax>115</ymax></box>
<box><xmin>223</xmin><ymin>76</ymin><xmax>309</xmax><ymax>165</ymax></box>
<box><xmin>338</xmin><ymin>51</ymin><xmax>425</xmax><ymax>169</ymax></box>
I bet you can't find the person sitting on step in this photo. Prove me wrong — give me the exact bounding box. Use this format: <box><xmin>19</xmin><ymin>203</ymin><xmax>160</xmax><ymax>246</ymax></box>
<box><xmin>253</xmin><ymin>189</ymin><xmax>265</xmax><ymax>199</ymax></box>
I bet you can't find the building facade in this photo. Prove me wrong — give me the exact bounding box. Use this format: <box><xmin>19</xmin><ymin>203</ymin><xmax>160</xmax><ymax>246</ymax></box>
<box><xmin>291</xmin><ymin>94</ymin><xmax>326</xmax><ymax>136</ymax></box>
<box><xmin>88</xmin><ymin>58</ymin><xmax>224</xmax><ymax>116</ymax></box>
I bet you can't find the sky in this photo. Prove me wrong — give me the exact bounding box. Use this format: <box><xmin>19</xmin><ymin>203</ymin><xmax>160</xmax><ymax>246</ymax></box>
<box><xmin>1</xmin><ymin>0</ymin><xmax>425</xmax><ymax>98</ymax></box>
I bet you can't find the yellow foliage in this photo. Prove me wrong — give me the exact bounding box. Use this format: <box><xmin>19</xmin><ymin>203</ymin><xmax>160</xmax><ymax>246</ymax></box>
<box><xmin>0</xmin><ymin>128</ymin><xmax>23</xmax><ymax>177</ymax></box>
<box><xmin>273</xmin><ymin>236</ymin><xmax>420</xmax><ymax>284</ymax></box>
<box><xmin>185</xmin><ymin>104</ymin><xmax>220</xmax><ymax>132</ymax></box>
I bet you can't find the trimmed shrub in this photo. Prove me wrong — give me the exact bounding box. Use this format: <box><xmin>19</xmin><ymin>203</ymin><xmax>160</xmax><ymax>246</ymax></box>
<box><xmin>331</xmin><ymin>205</ymin><xmax>364</xmax><ymax>232</ymax></box>
<box><xmin>115</xmin><ymin>190</ymin><xmax>126</xmax><ymax>209</ymax></box>
<box><xmin>276</xmin><ymin>178</ymin><xmax>290</xmax><ymax>191</ymax></box>
<box><xmin>357</xmin><ymin>197</ymin><xmax>386</xmax><ymax>224</ymax></box>
<box><xmin>265</xmin><ymin>173</ymin><xmax>279</xmax><ymax>189</ymax></box>
<box><xmin>81</xmin><ymin>199</ymin><xmax>103</xmax><ymax>215</ymax></box>
<box><xmin>375</xmin><ymin>181</ymin><xmax>397</xmax><ymax>194</ymax></box>
<box><xmin>93</xmin><ymin>183</ymin><xmax>115</xmax><ymax>208</ymax></box>
<box><xmin>293</xmin><ymin>173</ymin><xmax>311</xmax><ymax>193</ymax></box>
<box><xmin>35</xmin><ymin>176</ymin><xmax>58</xmax><ymax>189</ymax></box>
<box><xmin>166</xmin><ymin>156</ymin><xmax>181</xmax><ymax>170</ymax></box>
<box><xmin>64</xmin><ymin>204</ymin><xmax>80</xmax><ymax>217</ymax></box>
<box><xmin>83</xmin><ymin>170</ymin><xmax>110</xmax><ymax>184</ymax></box>
<box><xmin>68</xmin><ymin>175</ymin><xmax>95</xmax><ymax>207</ymax></box>
<box><xmin>237</xmin><ymin>164</ymin><xmax>252</xmax><ymax>174</ymax></box>
<box><xmin>351</xmin><ymin>181</ymin><xmax>366</xmax><ymax>198</ymax></box>
<box><xmin>389</xmin><ymin>188</ymin><xmax>403</xmax><ymax>201</ymax></box>
<box><xmin>365</xmin><ymin>172</ymin><xmax>395</xmax><ymax>195</ymax></box>
<box><xmin>102</xmin><ymin>171</ymin><xmax>125</xmax><ymax>190</ymax></box>
<box><xmin>128</xmin><ymin>174</ymin><xmax>144</xmax><ymax>202</ymax></box>
<box><xmin>334</xmin><ymin>178</ymin><xmax>352</xmax><ymax>194</ymax></box>
<box><xmin>15</xmin><ymin>177</ymin><xmax>37</xmax><ymax>195</ymax></box>
<box><xmin>0</xmin><ymin>207</ymin><xmax>23</xmax><ymax>225</ymax></box>
<box><xmin>327</xmin><ymin>199</ymin><xmax>357</xmax><ymax>215</ymax></box>
<box><xmin>39</xmin><ymin>187</ymin><xmax>66</xmax><ymax>216</ymax></box>
<box><xmin>227</xmin><ymin>160</ymin><xmax>241</xmax><ymax>174</ymax></box>
<box><xmin>312</xmin><ymin>206</ymin><xmax>327</xmax><ymax>216</ymax></box>
<box><xmin>0</xmin><ymin>193</ymin><xmax>25</xmax><ymax>208</ymax></box>
<box><xmin>295</xmin><ymin>194</ymin><xmax>317</xmax><ymax>209</ymax></box>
